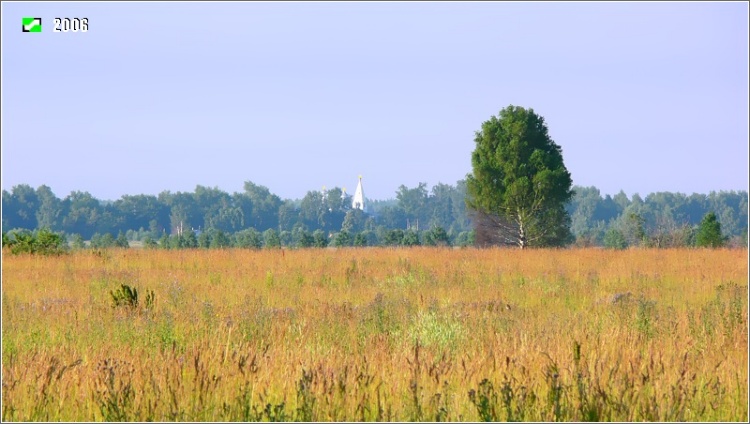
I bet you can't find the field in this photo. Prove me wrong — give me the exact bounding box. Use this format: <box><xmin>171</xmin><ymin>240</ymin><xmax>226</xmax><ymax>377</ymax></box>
<box><xmin>1</xmin><ymin>247</ymin><xmax>748</xmax><ymax>421</ymax></box>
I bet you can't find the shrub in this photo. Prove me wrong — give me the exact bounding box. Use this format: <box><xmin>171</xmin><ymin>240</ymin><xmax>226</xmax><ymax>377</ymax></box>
<box><xmin>424</xmin><ymin>226</ymin><xmax>451</xmax><ymax>247</ymax></box>
<box><xmin>5</xmin><ymin>228</ymin><xmax>67</xmax><ymax>255</ymax></box>
<box><xmin>313</xmin><ymin>230</ymin><xmax>328</xmax><ymax>248</ymax></box>
<box><xmin>263</xmin><ymin>229</ymin><xmax>281</xmax><ymax>249</ymax></box>
<box><xmin>115</xmin><ymin>231</ymin><xmax>130</xmax><ymax>248</ymax></box>
<box><xmin>110</xmin><ymin>284</ymin><xmax>155</xmax><ymax>310</ymax></box>
<box><xmin>142</xmin><ymin>235</ymin><xmax>158</xmax><ymax>249</ymax></box>
<box><xmin>695</xmin><ymin>212</ymin><xmax>726</xmax><ymax>248</ymax></box>
<box><xmin>603</xmin><ymin>228</ymin><xmax>627</xmax><ymax>250</ymax></box>
<box><xmin>332</xmin><ymin>231</ymin><xmax>352</xmax><ymax>247</ymax></box>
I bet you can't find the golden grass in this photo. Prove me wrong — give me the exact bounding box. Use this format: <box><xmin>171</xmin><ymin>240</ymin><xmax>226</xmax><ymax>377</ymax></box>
<box><xmin>2</xmin><ymin>247</ymin><xmax>747</xmax><ymax>421</ymax></box>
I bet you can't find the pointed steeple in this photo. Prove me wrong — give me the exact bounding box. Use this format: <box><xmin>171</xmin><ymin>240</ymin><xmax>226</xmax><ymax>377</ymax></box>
<box><xmin>352</xmin><ymin>175</ymin><xmax>366</xmax><ymax>212</ymax></box>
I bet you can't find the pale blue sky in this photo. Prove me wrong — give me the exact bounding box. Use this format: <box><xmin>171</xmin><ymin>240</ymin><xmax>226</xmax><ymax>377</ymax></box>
<box><xmin>2</xmin><ymin>1</ymin><xmax>748</xmax><ymax>201</ymax></box>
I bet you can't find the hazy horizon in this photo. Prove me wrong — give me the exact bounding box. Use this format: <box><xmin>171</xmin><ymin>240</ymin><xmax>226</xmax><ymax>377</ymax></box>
<box><xmin>2</xmin><ymin>2</ymin><xmax>748</xmax><ymax>203</ymax></box>
<box><xmin>3</xmin><ymin>176</ymin><xmax>749</xmax><ymax>204</ymax></box>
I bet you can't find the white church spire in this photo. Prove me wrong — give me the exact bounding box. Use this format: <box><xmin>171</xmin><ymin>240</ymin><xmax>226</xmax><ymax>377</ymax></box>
<box><xmin>352</xmin><ymin>175</ymin><xmax>366</xmax><ymax>212</ymax></box>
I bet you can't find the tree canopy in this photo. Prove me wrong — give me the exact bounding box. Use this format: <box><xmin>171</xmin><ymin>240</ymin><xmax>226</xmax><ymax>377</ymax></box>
<box><xmin>466</xmin><ymin>105</ymin><xmax>574</xmax><ymax>248</ymax></box>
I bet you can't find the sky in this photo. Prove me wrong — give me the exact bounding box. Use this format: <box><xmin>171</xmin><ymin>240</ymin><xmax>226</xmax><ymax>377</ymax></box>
<box><xmin>2</xmin><ymin>1</ymin><xmax>748</xmax><ymax>202</ymax></box>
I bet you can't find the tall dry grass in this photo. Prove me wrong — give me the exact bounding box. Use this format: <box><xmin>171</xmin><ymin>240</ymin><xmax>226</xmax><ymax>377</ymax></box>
<box><xmin>2</xmin><ymin>247</ymin><xmax>747</xmax><ymax>421</ymax></box>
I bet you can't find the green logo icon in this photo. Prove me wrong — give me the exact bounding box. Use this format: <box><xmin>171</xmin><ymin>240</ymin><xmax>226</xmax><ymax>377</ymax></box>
<box><xmin>22</xmin><ymin>17</ymin><xmax>42</xmax><ymax>32</ymax></box>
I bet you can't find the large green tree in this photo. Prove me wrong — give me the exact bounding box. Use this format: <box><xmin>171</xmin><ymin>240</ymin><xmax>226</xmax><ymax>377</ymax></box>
<box><xmin>466</xmin><ymin>105</ymin><xmax>573</xmax><ymax>248</ymax></box>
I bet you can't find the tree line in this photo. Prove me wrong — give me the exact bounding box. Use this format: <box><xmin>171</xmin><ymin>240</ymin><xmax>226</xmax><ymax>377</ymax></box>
<box><xmin>1</xmin><ymin>181</ymin><xmax>471</xmax><ymax>249</ymax></box>
<box><xmin>2</xmin><ymin>181</ymin><xmax>746</xmax><ymax>249</ymax></box>
<box><xmin>566</xmin><ymin>186</ymin><xmax>747</xmax><ymax>248</ymax></box>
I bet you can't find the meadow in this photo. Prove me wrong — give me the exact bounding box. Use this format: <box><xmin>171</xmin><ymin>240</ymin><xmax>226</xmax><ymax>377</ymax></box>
<box><xmin>1</xmin><ymin>247</ymin><xmax>747</xmax><ymax>421</ymax></box>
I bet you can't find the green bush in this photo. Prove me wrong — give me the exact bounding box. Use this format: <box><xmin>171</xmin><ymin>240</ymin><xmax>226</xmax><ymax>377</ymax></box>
<box><xmin>603</xmin><ymin>228</ymin><xmax>627</xmax><ymax>250</ymax></box>
<box><xmin>110</xmin><ymin>284</ymin><xmax>155</xmax><ymax>310</ymax></box>
<box><xmin>695</xmin><ymin>212</ymin><xmax>726</xmax><ymax>248</ymax></box>
<box><xmin>424</xmin><ymin>226</ymin><xmax>451</xmax><ymax>247</ymax></box>
<box><xmin>332</xmin><ymin>231</ymin><xmax>352</xmax><ymax>247</ymax></box>
<box><xmin>4</xmin><ymin>228</ymin><xmax>67</xmax><ymax>255</ymax></box>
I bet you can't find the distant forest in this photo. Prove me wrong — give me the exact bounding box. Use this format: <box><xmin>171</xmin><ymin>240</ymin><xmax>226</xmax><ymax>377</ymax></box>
<box><xmin>2</xmin><ymin>181</ymin><xmax>747</xmax><ymax>248</ymax></box>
